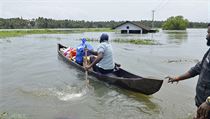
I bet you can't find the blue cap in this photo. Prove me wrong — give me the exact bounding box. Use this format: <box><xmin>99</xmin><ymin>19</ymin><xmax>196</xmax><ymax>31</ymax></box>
<box><xmin>100</xmin><ymin>33</ymin><xmax>109</xmax><ymax>43</ymax></box>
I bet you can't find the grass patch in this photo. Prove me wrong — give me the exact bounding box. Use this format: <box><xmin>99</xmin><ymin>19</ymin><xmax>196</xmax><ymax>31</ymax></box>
<box><xmin>113</xmin><ymin>39</ymin><xmax>157</xmax><ymax>45</ymax></box>
<box><xmin>0</xmin><ymin>28</ymin><xmax>113</xmax><ymax>38</ymax></box>
<box><xmin>86</xmin><ymin>38</ymin><xmax>158</xmax><ymax>45</ymax></box>
<box><xmin>0</xmin><ymin>29</ymin><xmax>70</xmax><ymax>38</ymax></box>
<box><xmin>0</xmin><ymin>112</ymin><xmax>28</xmax><ymax>119</ymax></box>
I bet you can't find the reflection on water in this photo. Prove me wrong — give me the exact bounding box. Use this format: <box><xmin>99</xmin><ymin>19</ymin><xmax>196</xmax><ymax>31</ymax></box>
<box><xmin>82</xmin><ymin>76</ymin><xmax>162</xmax><ymax>119</ymax></box>
<box><xmin>164</xmin><ymin>30</ymin><xmax>188</xmax><ymax>44</ymax></box>
<box><xmin>90</xmin><ymin>88</ymin><xmax>161</xmax><ymax>119</ymax></box>
<box><xmin>59</xmin><ymin>55</ymin><xmax>162</xmax><ymax>118</ymax></box>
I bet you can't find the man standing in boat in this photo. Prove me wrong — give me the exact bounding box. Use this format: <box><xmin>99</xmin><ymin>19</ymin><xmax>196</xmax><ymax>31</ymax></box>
<box><xmin>85</xmin><ymin>33</ymin><xmax>116</xmax><ymax>74</ymax></box>
<box><xmin>166</xmin><ymin>23</ymin><xmax>210</xmax><ymax>119</ymax></box>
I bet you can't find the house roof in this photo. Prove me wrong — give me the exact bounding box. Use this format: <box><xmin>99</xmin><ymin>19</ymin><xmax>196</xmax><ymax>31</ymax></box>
<box><xmin>112</xmin><ymin>21</ymin><xmax>152</xmax><ymax>31</ymax></box>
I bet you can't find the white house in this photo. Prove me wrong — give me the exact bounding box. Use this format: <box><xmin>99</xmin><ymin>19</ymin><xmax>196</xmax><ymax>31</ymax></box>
<box><xmin>113</xmin><ymin>21</ymin><xmax>155</xmax><ymax>34</ymax></box>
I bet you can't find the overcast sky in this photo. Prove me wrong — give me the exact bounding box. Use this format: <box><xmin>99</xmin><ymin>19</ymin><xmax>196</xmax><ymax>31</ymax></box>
<box><xmin>0</xmin><ymin>0</ymin><xmax>209</xmax><ymax>22</ymax></box>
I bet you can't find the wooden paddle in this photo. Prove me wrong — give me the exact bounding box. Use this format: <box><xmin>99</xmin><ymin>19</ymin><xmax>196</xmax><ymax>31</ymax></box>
<box><xmin>84</xmin><ymin>46</ymin><xmax>89</xmax><ymax>84</ymax></box>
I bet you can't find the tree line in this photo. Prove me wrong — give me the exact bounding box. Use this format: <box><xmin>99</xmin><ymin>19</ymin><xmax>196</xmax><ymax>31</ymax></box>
<box><xmin>0</xmin><ymin>17</ymin><xmax>208</xmax><ymax>29</ymax></box>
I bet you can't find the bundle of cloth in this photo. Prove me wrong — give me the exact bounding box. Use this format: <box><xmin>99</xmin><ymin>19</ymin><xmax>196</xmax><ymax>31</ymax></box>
<box><xmin>75</xmin><ymin>38</ymin><xmax>93</xmax><ymax>66</ymax></box>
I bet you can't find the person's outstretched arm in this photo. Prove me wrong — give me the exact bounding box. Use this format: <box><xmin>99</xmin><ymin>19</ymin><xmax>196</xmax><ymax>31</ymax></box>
<box><xmin>166</xmin><ymin>61</ymin><xmax>202</xmax><ymax>83</ymax></box>
<box><xmin>166</xmin><ymin>72</ymin><xmax>192</xmax><ymax>83</ymax></box>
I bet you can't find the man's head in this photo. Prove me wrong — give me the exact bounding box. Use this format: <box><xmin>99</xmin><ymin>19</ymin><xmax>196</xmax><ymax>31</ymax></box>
<box><xmin>100</xmin><ymin>33</ymin><xmax>109</xmax><ymax>43</ymax></box>
<box><xmin>206</xmin><ymin>23</ymin><xmax>210</xmax><ymax>46</ymax></box>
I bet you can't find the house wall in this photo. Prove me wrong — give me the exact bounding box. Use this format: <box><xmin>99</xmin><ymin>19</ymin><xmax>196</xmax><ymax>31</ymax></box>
<box><xmin>114</xmin><ymin>23</ymin><xmax>143</xmax><ymax>34</ymax></box>
<box><xmin>114</xmin><ymin>23</ymin><xmax>142</xmax><ymax>31</ymax></box>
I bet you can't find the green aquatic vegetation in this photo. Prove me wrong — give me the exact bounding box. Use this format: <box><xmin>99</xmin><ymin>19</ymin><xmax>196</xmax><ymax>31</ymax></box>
<box><xmin>0</xmin><ymin>112</ymin><xmax>8</xmax><ymax>119</ymax></box>
<box><xmin>86</xmin><ymin>38</ymin><xmax>158</xmax><ymax>45</ymax></box>
<box><xmin>0</xmin><ymin>30</ymin><xmax>70</xmax><ymax>38</ymax></box>
<box><xmin>113</xmin><ymin>39</ymin><xmax>157</xmax><ymax>45</ymax></box>
<box><xmin>0</xmin><ymin>31</ymin><xmax>25</xmax><ymax>38</ymax></box>
<box><xmin>0</xmin><ymin>28</ymin><xmax>113</xmax><ymax>38</ymax></box>
<box><xmin>0</xmin><ymin>112</ymin><xmax>28</xmax><ymax>119</ymax></box>
<box><xmin>0</xmin><ymin>29</ymin><xmax>157</xmax><ymax>45</ymax></box>
<box><xmin>85</xmin><ymin>38</ymin><xmax>98</xmax><ymax>42</ymax></box>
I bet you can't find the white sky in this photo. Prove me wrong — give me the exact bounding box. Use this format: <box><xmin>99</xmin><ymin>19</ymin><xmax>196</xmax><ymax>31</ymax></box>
<box><xmin>0</xmin><ymin>0</ymin><xmax>209</xmax><ymax>22</ymax></box>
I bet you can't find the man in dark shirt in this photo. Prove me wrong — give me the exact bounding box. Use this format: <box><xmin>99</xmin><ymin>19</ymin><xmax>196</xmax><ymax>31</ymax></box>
<box><xmin>166</xmin><ymin>23</ymin><xmax>210</xmax><ymax>119</ymax></box>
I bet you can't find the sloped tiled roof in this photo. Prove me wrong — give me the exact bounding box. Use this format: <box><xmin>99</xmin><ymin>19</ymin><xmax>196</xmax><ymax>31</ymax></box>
<box><xmin>113</xmin><ymin>21</ymin><xmax>152</xmax><ymax>31</ymax></box>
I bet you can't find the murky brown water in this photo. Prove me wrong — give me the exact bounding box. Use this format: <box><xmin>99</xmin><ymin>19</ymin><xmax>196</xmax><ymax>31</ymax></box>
<box><xmin>0</xmin><ymin>29</ymin><xmax>209</xmax><ymax>119</ymax></box>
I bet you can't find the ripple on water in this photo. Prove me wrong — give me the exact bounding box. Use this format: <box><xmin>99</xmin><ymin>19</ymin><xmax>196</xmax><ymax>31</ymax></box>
<box><xmin>49</xmin><ymin>85</ymin><xmax>93</xmax><ymax>101</ymax></box>
<box><xmin>18</xmin><ymin>83</ymin><xmax>94</xmax><ymax>101</ymax></box>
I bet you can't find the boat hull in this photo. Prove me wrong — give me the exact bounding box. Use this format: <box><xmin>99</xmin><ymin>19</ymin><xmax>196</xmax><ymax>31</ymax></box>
<box><xmin>57</xmin><ymin>43</ymin><xmax>163</xmax><ymax>95</ymax></box>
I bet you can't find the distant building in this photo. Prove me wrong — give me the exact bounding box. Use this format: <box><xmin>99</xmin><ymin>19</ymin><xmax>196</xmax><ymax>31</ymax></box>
<box><xmin>113</xmin><ymin>21</ymin><xmax>156</xmax><ymax>34</ymax></box>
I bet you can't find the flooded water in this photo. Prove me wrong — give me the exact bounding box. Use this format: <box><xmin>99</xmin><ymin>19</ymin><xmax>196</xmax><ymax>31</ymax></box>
<box><xmin>0</xmin><ymin>29</ymin><xmax>209</xmax><ymax>119</ymax></box>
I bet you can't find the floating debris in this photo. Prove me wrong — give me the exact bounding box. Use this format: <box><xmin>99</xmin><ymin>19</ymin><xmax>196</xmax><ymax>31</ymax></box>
<box><xmin>166</xmin><ymin>59</ymin><xmax>199</xmax><ymax>63</ymax></box>
<box><xmin>0</xmin><ymin>112</ymin><xmax>8</xmax><ymax>118</ymax></box>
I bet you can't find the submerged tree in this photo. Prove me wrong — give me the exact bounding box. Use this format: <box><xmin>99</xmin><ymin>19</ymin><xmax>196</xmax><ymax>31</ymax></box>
<box><xmin>162</xmin><ymin>16</ymin><xmax>189</xmax><ymax>30</ymax></box>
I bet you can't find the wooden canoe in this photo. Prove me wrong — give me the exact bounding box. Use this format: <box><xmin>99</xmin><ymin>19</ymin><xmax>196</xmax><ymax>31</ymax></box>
<box><xmin>57</xmin><ymin>43</ymin><xmax>163</xmax><ymax>95</ymax></box>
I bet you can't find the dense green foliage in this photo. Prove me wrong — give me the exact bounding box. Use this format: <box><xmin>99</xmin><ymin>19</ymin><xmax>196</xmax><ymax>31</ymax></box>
<box><xmin>0</xmin><ymin>17</ymin><xmax>123</xmax><ymax>29</ymax></box>
<box><xmin>162</xmin><ymin>16</ymin><xmax>189</xmax><ymax>30</ymax></box>
<box><xmin>0</xmin><ymin>17</ymin><xmax>208</xmax><ymax>29</ymax></box>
